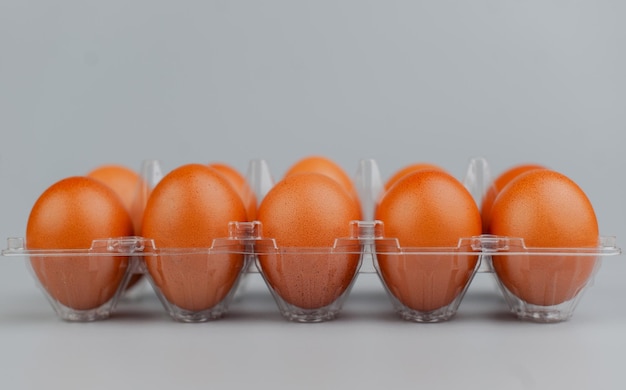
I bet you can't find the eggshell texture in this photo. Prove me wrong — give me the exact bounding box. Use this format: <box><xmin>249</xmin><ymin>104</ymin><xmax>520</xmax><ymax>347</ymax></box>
<box><xmin>489</xmin><ymin>169</ymin><xmax>599</xmax><ymax>306</ymax></box>
<box><xmin>480</xmin><ymin>163</ymin><xmax>546</xmax><ymax>233</ymax></box>
<box><xmin>384</xmin><ymin>163</ymin><xmax>446</xmax><ymax>192</ymax></box>
<box><xmin>208</xmin><ymin>162</ymin><xmax>257</xmax><ymax>221</ymax></box>
<box><xmin>284</xmin><ymin>155</ymin><xmax>357</xmax><ymax>201</ymax></box>
<box><xmin>141</xmin><ymin>164</ymin><xmax>247</xmax><ymax>312</ymax></box>
<box><xmin>258</xmin><ymin>172</ymin><xmax>361</xmax><ymax>247</ymax></box>
<box><xmin>257</xmin><ymin>172</ymin><xmax>362</xmax><ymax>309</ymax></box>
<box><xmin>375</xmin><ymin>170</ymin><xmax>482</xmax><ymax>312</ymax></box>
<box><xmin>26</xmin><ymin>176</ymin><xmax>134</xmax><ymax>310</ymax></box>
<box><xmin>87</xmin><ymin>165</ymin><xmax>140</xmax><ymax>215</ymax></box>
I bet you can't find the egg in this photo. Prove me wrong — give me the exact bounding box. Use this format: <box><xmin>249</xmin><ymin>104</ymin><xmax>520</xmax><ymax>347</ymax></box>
<box><xmin>87</xmin><ymin>164</ymin><xmax>146</xmax><ymax>290</ymax></box>
<box><xmin>480</xmin><ymin>163</ymin><xmax>546</xmax><ymax>233</ymax></box>
<box><xmin>208</xmin><ymin>162</ymin><xmax>257</xmax><ymax>221</ymax></box>
<box><xmin>87</xmin><ymin>164</ymin><xmax>144</xmax><ymax>234</ymax></box>
<box><xmin>141</xmin><ymin>164</ymin><xmax>247</xmax><ymax>312</ymax></box>
<box><xmin>26</xmin><ymin>176</ymin><xmax>134</xmax><ymax>311</ymax></box>
<box><xmin>375</xmin><ymin>170</ymin><xmax>482</xmax><ymax>312</ymax></box>
<box><xmin>384</xmin><ymin>162</ymin><xmax>446</xmax><ymax>192</ymax></box>
<box><xmin>284</xmin><ymin>155</ymin><xmax>357</xmax><ymax>201</ymax></box>
<box><xmin>489</xmin><ymin>169</ymin><xmax>599</xmax><ymax>306</ymax></box>
<box><xmin>257</xmin><ymin>172</ymin><xmax>362</xmax><ymax>310</ymax></box>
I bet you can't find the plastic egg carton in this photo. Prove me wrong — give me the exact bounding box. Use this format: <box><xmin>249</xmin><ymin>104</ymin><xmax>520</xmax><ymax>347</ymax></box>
<box><xmin>1</xmin><ymin>158</ymin><xmax>621</xmax><ymax>323</ymax></box>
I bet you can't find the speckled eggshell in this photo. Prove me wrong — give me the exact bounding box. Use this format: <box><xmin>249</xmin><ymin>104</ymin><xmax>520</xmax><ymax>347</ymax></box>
<box><xmin>26</xmin><ymin>176</ymin><xmax>134</xmax><ymax>310</ymax></box>
<box><xmin>490</xmin><ymin>169</ymin><xmax>599</xmax><ymax>306</ymax></box>
<box><xmin>141</xmin><ymin>164</ymin><xmax>247</xmax><ymax>312</ymax></box>
<box><xmin>257</xmin><ymin>172</ymin><xmax>362</xmax><ymax>309</ymax></box>
<box><xmin>375</xmin><ymin>170</ymin><xmax>482</xmax><ymax>312</ymax></box>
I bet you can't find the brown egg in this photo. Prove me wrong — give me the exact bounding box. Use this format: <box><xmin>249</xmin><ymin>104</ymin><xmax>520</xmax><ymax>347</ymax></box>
<box><xmin>375</xmin><ymin>170</ymin><xmax>482</xmax><ymax>312</ymax></box>
<box><xmin>26</xmin><ymin>176</ymin><xmax>134</xmax><ymax>311</ymax></box>
<box><xmin>384</xmin><ymin>162</ymin><xmax>446</xmax><ymax>192</ymax></box>
<box><xmin>489</xmin><ymin>169</ymin><xmax>599</xmax><ymax>306</ymax></box>
<box><xmin>87</xmin><ymin>164</ymin><xmax>146</xmax><ymax>290</ymax></box>
<box><xmin>257</xmin><ymin>172</ymin><xmax>362</xmax><ymax>309</ymax></box>
<box><xmin>87</xmin><ymin>165</ymin><xmax>140</xmax><ymax>216</ymax></box>
<box><xmin>208</xmin><ymin>162</ymin><xmax>257</xmax><ymax>221</ymax></box>
<box><xmin>480</xmin><ymin>163</ymin><xmax>546</xmax><ymax>233</ymax></box>
<box><xmin>284</xmin><ymin>155</ymin><xmax>358</xmax><ymax>202</ymax></box>
<box><xmin>141</xmin><ymin>164</ymin><xmax>247</xmax><ymax>312</ymax></box>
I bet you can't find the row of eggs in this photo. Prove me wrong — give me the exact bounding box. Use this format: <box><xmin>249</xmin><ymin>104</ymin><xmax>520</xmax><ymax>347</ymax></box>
<box><xmin>19</xmin><ymin>156</ymin><xmax>604</xmax><ymax>322</ymax></box>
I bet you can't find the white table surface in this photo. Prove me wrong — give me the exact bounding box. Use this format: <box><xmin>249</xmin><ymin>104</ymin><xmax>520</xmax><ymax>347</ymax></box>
<box><xmin>1</xmin><ymin>254</ymin><xmax>624</xmax><ymax>390</ymax></box>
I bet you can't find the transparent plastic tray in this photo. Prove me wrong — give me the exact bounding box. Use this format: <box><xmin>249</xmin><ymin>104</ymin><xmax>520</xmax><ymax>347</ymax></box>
<box><xmin>1</xmin><ymin>158</ymin><xmax>621</xmax><ymax>323</ymax></box>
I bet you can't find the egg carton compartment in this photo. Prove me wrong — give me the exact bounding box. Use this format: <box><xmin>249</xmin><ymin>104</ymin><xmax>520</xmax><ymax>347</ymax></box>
<box><xmin>2</xmin><ymin>236</ymin><xmax>146</xmax><ymax>321</ymax></box>
<box><xmin>483</xmin><ymin>235</ymin><xmax>618</xmax><ymax>322</ymax></box>
<box><xmin>136</xmin><ymin>222</ymin><xmax>259</xmax><ymax>323</ymax></box>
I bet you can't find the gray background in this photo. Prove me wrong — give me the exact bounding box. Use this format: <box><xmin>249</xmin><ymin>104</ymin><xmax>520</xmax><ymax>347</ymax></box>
<box><xmin>1</xmin><ymin>1</ymin><xmax>625</xmax><ymax>389</ymax></box>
